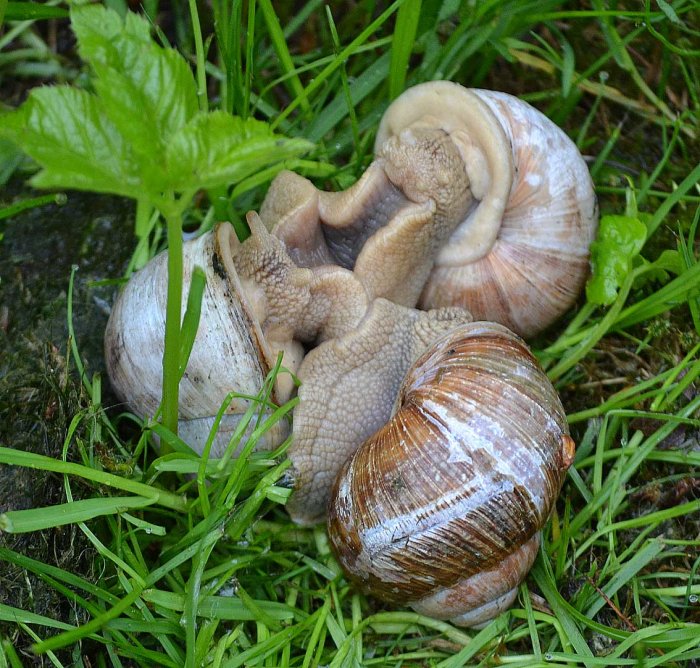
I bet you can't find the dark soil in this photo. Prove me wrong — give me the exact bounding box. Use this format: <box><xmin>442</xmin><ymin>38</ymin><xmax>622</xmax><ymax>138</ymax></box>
<box><xmin>0</xmin><ymin>182</ymin><xmax>135</xmax><ymax>660</ymax></box>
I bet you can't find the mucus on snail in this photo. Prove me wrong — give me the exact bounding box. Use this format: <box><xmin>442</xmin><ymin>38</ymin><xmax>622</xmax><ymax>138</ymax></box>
<box><xmin>104</xmin><ymin>81</ymin><xmax>588</xmax><ymax>627</ymax></box>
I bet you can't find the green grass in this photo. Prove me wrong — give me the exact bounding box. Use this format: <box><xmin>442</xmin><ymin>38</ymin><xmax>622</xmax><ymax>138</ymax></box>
<box><xmin>1</xmin><ymin>0</ymin><xmax>700</xmax><ymax>666</ymax></box>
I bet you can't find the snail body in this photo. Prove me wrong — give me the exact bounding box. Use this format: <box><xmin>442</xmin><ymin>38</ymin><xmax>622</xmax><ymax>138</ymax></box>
<box><xmin>392</xmin><ymin>84</ymin><xmax>599</xmax><ymax>337</ymax></box>
<box><xmin>327</xmin><ymin>322</ymin><xmax>574</xmax><ymax>627</ymax></box>
<box><xmin>103</xmin><ymin>216</ymin><xmax>476</xmax><ymax>512</ymax></box>
<box><xmin>261</xmin><ymin>81</ymin><xmax>598</xmax><ymax>338</ymax></box>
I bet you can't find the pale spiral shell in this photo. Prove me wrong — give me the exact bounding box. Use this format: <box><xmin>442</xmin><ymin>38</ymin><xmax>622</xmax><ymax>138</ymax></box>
<box><xmin>104</xmin><ymin>223</ymin><xmax>291</xmax><ymax>456</ymax></box>
<box><xmin>376</xmin><ymin>82</ymin><xmax>599</xmax><ymax>337</ymax></box>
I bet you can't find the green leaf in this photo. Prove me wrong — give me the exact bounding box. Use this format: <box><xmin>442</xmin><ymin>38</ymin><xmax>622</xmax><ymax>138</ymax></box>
<box><xmin>633</xmin><ymin>249</ymin><xmax>683</xmax><ymax>289</ymax></box>
<box><xmin>0</xmin><ymin>86</ymin><xmax>142</xmax><ymax>199</ymax></box>
<box><xmin>586</xmin><ymin>214</ymin><xmax>648</xmax><ymax>306</ymax></box>
<box><xmin>1</xmin><ymin>4</ymin><xmax>311</xmax><ymax>204</ymax></box>
<box><xmin>656</xmin><ymin>0</ymin><xmax>682</xmax><ymax>25</ymax></box>
<box><xmin>71</xmin><ymin>5</ymin><xmax>198</xmax><ymax>176</ymax></box>
<box><xmin>71</xmin><ymin>4</ymin><xmax>150</xmax><ymax>52</ymax></box>
<box><xmin>0</xmin><ymin>136</ymin><xmax>24</xmax><ymax>186</ymax></box>
<box><xmin>166</xmin><ymin>111</ymin><xmax>313</xmax><ymax>191</ymax></box>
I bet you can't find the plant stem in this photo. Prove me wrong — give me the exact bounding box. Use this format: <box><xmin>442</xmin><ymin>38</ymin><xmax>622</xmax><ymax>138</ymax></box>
<box><xmin>161</xmin><ymin>202</ymin><xmax>184</xmax><ymax>437</ymax></box>
<box><xmin>133</xmin><ymin>198</ymin><xmax>152</xmax><ymax>270</ymax></box>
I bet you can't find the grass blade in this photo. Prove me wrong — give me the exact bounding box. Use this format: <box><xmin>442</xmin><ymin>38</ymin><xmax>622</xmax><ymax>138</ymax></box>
<box><xmin>388</xmin><ymin>0</ymin><xmax>422</xmax><ymax>99</ymax></box>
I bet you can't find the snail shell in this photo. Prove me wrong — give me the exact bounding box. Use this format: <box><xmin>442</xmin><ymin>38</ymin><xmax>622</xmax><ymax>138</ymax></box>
<box><xmin>376</xmin><ymin>82</ymin><xmax>599</xmax><ymax>337</ymax></box>
<box><xmin>104</xmin><ymin>223</ymin><xmax>297</xmax><ymax>456</ymax></box>
<box><xmin>327</xmin><ymin>321</ymin><xmax>575</xmax><ymax>627</ymax></box>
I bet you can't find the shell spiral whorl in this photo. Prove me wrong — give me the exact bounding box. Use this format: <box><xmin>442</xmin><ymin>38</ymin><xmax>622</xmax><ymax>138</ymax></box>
<box><xmin>327</xmin><ymin>321</ymin><xmax>574</xmax><ymax>627</ymax></box>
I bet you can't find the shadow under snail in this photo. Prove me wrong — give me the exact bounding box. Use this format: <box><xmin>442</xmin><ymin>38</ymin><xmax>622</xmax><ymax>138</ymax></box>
<box><xmin>104</xmin><ymin>80</ymin><xmax>590</xmax><ymax>627</ymax></box>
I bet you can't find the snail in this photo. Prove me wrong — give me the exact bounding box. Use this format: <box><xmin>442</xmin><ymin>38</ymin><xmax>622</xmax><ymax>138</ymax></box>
<box><xmin>327</xmin><ymin>321</ymin><xmax>575</xmax><ymax>627</ymax></box>
<box><xmin>260</xmin><ymin>81</ymin><xmax>598</xmax><ymax>338</ymax></box>
<box><xmin>104</xmin><ymin>82</ymin><xmax>584</xmax><ymax>626</ymax></box>
<box><xmin>105</xmin><ymin>220</ymin><xmax>290</xmax><ymax>455</ymax></box>
<box><xmin>104</xmin><ymin>215</ymin><xmax>369</xmax><ymax>456</ymax></box>
<box><xmin>287</xmin><ymin>297</ymin><xmax>473</xmax><ymax>525</ymax></box>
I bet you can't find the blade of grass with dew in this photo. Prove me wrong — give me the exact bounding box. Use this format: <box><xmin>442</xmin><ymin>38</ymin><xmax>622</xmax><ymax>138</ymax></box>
<box><xmin>0</xmin><ymin>605</ymin><xmax>76</xmax><ymax>633</ymax></box>
<box><xmin>531</xmin><ymin>557</ymin><xmax>595</xmax><ymax>664</ymax></box>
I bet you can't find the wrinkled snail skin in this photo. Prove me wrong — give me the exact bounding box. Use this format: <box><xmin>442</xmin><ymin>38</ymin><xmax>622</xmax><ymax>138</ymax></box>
<box><xmin>106</xmin><ymin>207</ymin><xmax>465</xmax><ymax>471</ymax></box>
<box><xmin>103</xmin><ymin>209</ymin><xmax>476</xmax><ymax>513</ymax></box>
<box><xmin>327</xmin><ymin>322</ymin><xmax>575</xmax><ymax>627</ymax></box>
<box><xmin>287</xmin><ymin>300</ymin><xmax>474</xmax><ymax>526</ymax></box>
<box><xmin>261</xmin><ymin>81</ymin><xmax>598</xmax><ymax>338</ymax></box>
<box><xmin>261</xmin><ymin>125</ymin><xmax>474</xmax><ymax>309</ymax></box>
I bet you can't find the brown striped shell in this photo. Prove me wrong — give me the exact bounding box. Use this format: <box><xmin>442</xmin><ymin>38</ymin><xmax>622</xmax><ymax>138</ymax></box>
<box><xmin>327</xmin><ymin>321</ymin><xmax>574</xmax><ymax>627</ymax></box>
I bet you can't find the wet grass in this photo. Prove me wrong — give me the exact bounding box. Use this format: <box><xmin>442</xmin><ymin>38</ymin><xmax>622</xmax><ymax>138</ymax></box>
<box><xmin>0</xmin><ymin>1</ymin><xmax>699</xmax><ymax>666</ymax></box>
